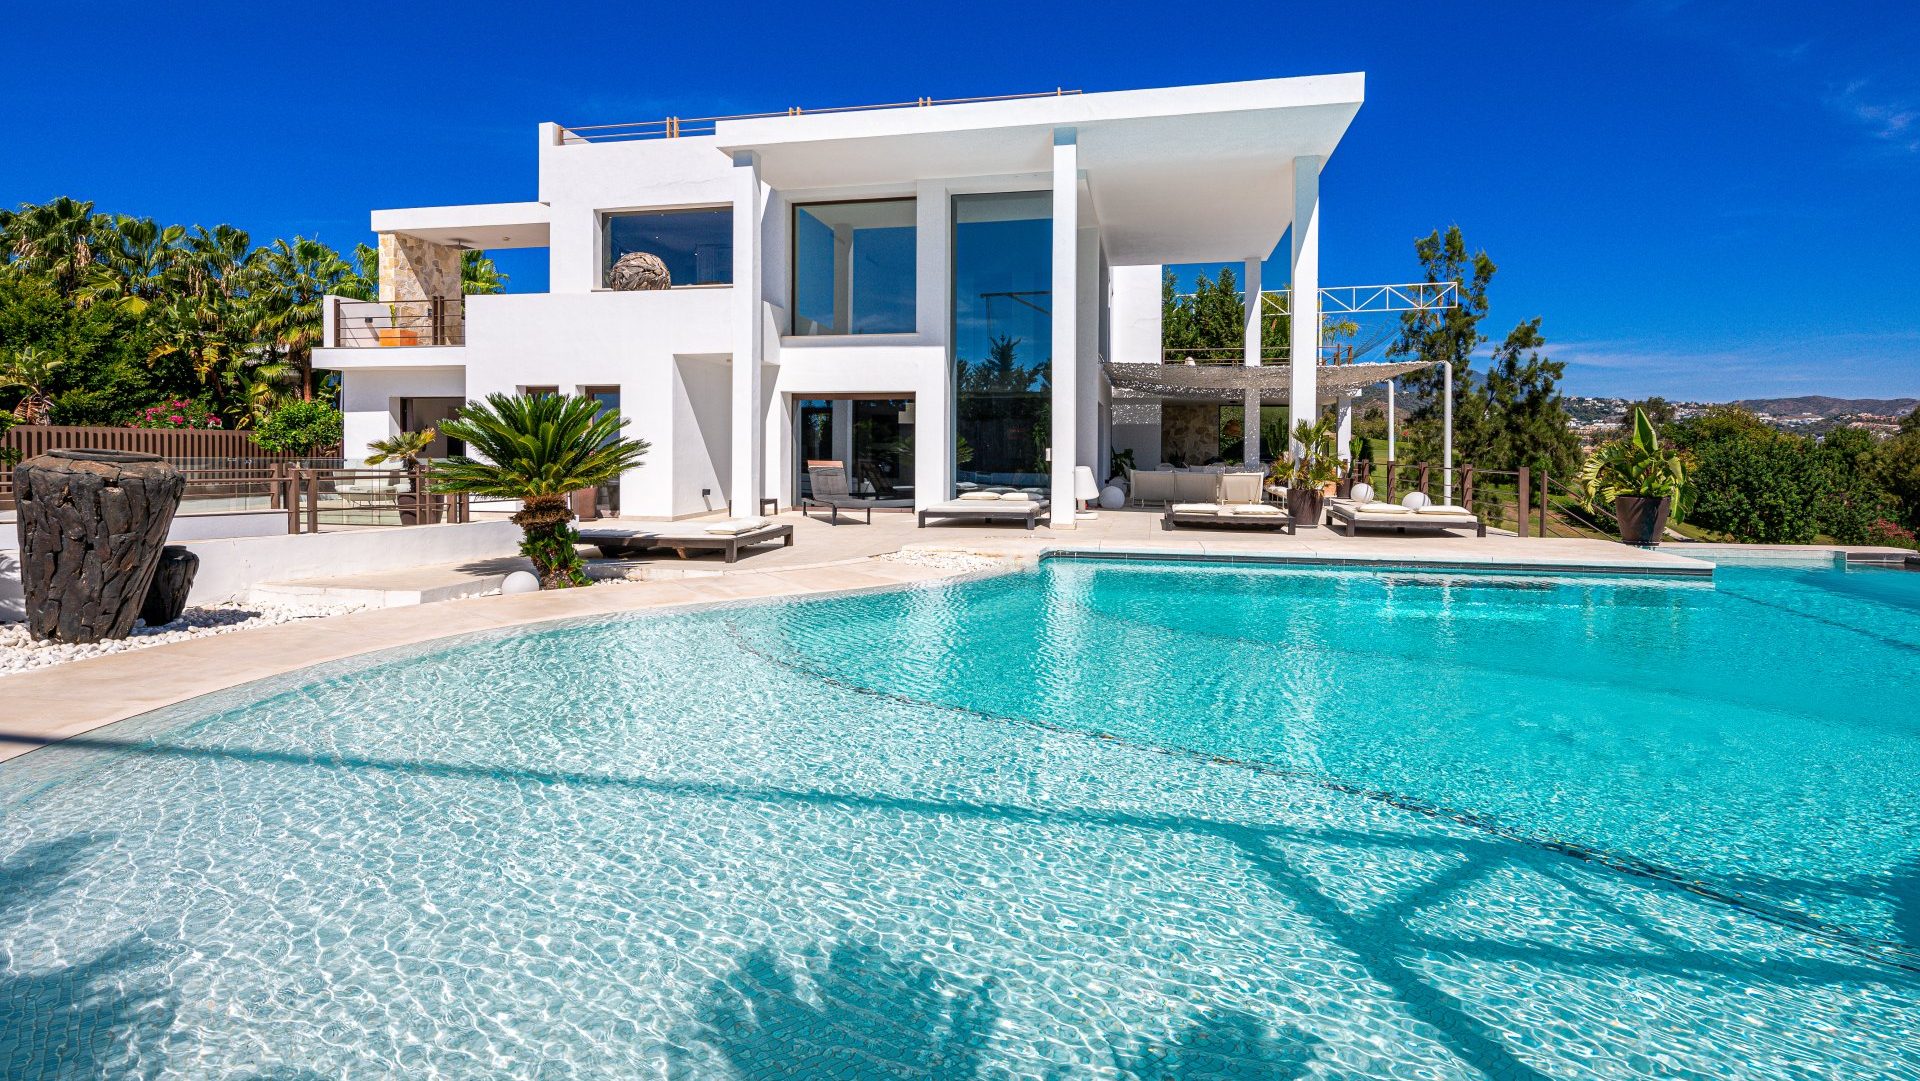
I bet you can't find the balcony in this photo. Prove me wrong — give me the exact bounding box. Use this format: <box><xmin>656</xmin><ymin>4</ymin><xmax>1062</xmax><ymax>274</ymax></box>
<box><xmin>329</xmin><ymin>296</ymin><xmax>465</xmax><ymax>348</ymax></box>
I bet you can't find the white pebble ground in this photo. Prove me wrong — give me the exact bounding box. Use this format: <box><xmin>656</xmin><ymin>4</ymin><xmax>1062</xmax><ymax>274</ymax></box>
<box><xmin>0</xmin><ymin>602</ymin><xmax>362</xmax><ymax>676</ymax></box>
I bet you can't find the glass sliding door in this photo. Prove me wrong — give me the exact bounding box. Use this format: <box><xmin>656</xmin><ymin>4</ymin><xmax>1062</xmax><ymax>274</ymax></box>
<box><xmin>951</xmin><ymin>192</ymin><xmax>1051</xmax><ymax>492</ymax></box>
<box><xmin>793</xmin><ymin>397</ymin><xmax>916</xmax><ymax>504</ymax></box>
<box><xmin>792</xmin><ymin>199</ymin><xmax>916</xmax><ymax>335</ymax></box>
<box><xmin>584</xmin><ymin>386</ymin><xmax>621</xmax><ymax>516</ymax></box>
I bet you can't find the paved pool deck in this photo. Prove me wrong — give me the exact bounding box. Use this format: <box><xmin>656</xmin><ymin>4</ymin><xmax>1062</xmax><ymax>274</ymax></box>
<box><xmin>0</xmin><ymin>507</ymin><xmax>1787</xmax><ymax>765</ymax></box>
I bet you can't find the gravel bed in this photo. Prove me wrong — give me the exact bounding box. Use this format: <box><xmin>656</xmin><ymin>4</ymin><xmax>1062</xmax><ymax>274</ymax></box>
<box><xmin>0</xmin><ymin>603</ymin><xmax>362</xmax><ymax>677</ymax></box>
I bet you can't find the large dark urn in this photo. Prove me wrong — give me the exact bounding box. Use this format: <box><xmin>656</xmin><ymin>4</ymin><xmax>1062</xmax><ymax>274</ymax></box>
<box><xmin>14</xmin><ymin>449</ymin><xmax>186</xmax><ymax>643</ymax></box>
<box><xmin>1614</xmin><ymin>494</ymin><xmax>1671</xmax><ymax>547</ymax></box>
<box><xmin>139</xmin><ymin>545</ymin><xmax>200</xmax><ymax>628</ymax></box>
<box><xmin>1287</xmin><ymin>484</ymin><xmax>1327</xmax><ymax>528</ymax></box>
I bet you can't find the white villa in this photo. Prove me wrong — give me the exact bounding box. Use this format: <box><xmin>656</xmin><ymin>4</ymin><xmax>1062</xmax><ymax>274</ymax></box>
<box><xmin>316</xmin><ymin>74</ymin><xmax>1403</xmax><ymax>528</ymax></box>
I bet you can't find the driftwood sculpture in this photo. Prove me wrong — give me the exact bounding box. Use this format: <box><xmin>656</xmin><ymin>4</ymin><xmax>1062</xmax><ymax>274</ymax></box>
<box><xmin>607</xmin><ymin>251</ymin><xmax>671</xmax><ymax>291</ymax></box>
<box><xmin>13</xmin><ymin>449</ymin><xmax>186</xmax><ymax>643</ymax></box>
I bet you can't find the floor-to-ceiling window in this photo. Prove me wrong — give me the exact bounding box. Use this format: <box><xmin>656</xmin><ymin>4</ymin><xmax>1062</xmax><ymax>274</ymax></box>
<box><xmin>951</xmin><ymin>192</ymin><xmax>1051</xmax><ymax>491</ymax></box>
<box><xmin>792</xmin><ymin>199</ymin><xmax>916</xmax><ymax>335</ymax></box>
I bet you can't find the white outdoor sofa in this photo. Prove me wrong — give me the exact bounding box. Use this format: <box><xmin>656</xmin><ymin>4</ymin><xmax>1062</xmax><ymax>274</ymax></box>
<box><xmin>917</xmin><ymin>493</ymin><xmax>1051</xmax><ymax>530</ymax></box>
<box><xmin>1326</xmin><ymin>499</ymin><xmax>1485</xmax><ymax>537</ymax></box>
<box><xmin>1130</xmin><ymin>468</ymin><xmax>1264</xmax><ymax>507</ymax></box>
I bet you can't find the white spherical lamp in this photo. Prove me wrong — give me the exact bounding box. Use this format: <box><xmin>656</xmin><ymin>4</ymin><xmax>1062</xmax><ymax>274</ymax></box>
<box><xmin>1099</xmin><ymin>484</ymin><xmax>1126</xmax><ymax>510</ymax></box>
<box><xmin>500</xmin><ymin>570</ymin><xmax>541</xmax><ymax>595</ymax></box>
<box><xmin>1401</xmin><ymin>490</ymin><xmax>1432</xmax><ymax>510</ymax></box>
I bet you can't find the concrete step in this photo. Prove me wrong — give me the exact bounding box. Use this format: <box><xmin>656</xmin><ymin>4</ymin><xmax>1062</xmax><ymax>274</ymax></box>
<box><xmin>250</xmin><ymin>557</ymin><xmax>530</xmax><ymax>608</ymax></box>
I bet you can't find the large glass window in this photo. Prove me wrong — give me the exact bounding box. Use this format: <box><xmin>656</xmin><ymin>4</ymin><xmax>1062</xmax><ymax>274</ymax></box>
<box><xmin>951</xmin><ymin>191</ymin><xmax>1051</xmax><ymax>490</ymax></box>
<box><xmin>792</xmin><ymin>199</ymin><xmax>916</xmax><ymax>335</ymax></box>
<box><xmin>602</xmin><ymin>208</ymin><xmax>732</xmax><ymax>288</ymax></box>
<box><xmin>794</xmin><ymin>397</ymin><xmax>915</xmax><ymax>501</ymax></box>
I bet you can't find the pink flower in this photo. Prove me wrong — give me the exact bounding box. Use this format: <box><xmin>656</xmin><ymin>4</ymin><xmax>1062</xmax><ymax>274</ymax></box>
<box><xmin>146</xmin><ymin>407</ymin><xmax>158</xmax><ymax>415</ymax></box>
<box><xmin>207</xmin><ymin>418</ymin><xmax>222</xmax><ymax>427</ymax></box>
<box><xmin>168</xmin><ymin>415</ymin><xmax>183</xmax><ymax>424</ymax></box>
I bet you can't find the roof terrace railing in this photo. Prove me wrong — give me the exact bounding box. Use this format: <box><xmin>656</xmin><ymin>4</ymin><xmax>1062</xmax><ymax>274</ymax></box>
<box><xmin>558</xmin><ymin>88</ymin><xmax>1082</xmax><ymax>144</ymax></box>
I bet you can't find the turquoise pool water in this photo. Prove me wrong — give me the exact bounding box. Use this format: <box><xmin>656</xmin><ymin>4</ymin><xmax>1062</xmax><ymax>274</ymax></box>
<box><xmin>2</xmin><ymin>558</ymin><xmax>1917</xmax><ymax>1078</ymax></box>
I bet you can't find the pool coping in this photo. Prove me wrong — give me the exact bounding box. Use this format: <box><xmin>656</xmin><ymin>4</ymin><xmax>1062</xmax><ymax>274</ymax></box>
<box><xmin>0</xmin><ymin>541</ymin><xmax>1749</xmax><ymax>767</ymax></box>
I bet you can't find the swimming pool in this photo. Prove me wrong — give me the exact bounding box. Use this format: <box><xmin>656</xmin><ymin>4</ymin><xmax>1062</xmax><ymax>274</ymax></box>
<box><xmin>2</xmin><ymin>557</ymin><xmax>1916</xmax><ymax>1078</ymax></box>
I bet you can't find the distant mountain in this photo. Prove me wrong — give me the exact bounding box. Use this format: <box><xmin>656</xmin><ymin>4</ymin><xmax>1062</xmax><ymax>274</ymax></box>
<box><xmin>1729</xmin><ymin>396</ymin><xmax>1917</xmax><ymax>417</ymax></box>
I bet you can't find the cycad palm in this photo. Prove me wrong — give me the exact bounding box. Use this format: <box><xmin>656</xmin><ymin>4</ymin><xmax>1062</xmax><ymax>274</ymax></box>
<box><xmin>434</xmin><ymin>393</ymin><xmax>650</xmax><ymax>588</ymax></box>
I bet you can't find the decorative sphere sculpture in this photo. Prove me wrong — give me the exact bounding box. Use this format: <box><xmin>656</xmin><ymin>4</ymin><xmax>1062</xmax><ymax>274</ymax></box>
<box><xmin>1098</xmin><ymin>485</ymin><xmax>1126</xmax><ymax>510</ymax></box>
<box><xmin>1350</xmin><ymin>482</ymin><xmax>1375</xmax><ymax>502</ymax></box>
<box><xmin>1402</xmin><ymin>490</ymin><xmax>1432</xmax><ymax>509</ymax></box>
<box><xmin>607</xmin><ymin>251</ymin><xmax>671</xmax><ymax>291</ymax></box>
<box><xmin>500</xmin><ymin>570</ymin><xmax>541</xmax><ymax>595</ymax></box>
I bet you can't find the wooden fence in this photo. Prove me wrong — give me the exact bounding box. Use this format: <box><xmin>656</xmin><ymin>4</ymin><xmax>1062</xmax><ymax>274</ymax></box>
<box><xmin>1</xmin><ymin>425</ymin><xmax>338</xmax><ymax>511</ymax></box>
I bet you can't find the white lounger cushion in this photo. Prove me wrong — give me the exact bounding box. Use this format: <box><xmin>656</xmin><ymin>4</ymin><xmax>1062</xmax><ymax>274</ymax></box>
<box><xmin>1414</xmin><ymin>504</ymin><xmax>1474</xmax><ymax>515</ymax></box>
<box><xmin>998</xmin><ymin>492</ymin><xmax>1036</xmax><ymax>501</ymax></box>
<box><xmin>1355</xmin><ymin>502</ymin><xmax>1411</xmax><ymax>514</ymax></box>
<box><xmin>958</xmin><ymin>491</ymin><xmax>1002</xmax><ymax>501</ymax></box>
<box><xmin>1224</xmin><ymin>503</ymin><xmax>1282</xmax><ymax>515</ymax></box>
<box><xmin>703</xmin><ymin>517</ymin><xmax>769</xmax><ymax>535</ymax></box>
<box><xmin>1170</xmin><ymin>503</ymin><xmax>1218</xmax><ymax>513</ymax></box>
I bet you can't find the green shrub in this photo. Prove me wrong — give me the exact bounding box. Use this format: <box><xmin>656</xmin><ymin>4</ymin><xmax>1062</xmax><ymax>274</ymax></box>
<box><xmin>253</xmin><ymin>399</ymin><xmax>343</xmax><ymax>455</ymax></box>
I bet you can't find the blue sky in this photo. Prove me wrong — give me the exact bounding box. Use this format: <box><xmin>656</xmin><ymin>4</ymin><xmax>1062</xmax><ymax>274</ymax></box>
<box><xmin>3</xmin><ymin>1</ymin><xmax>1916</xmax><ymax>400</ymax></box>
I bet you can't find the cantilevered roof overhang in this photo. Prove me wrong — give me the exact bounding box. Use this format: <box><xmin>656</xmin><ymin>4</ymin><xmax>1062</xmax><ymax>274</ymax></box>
<box><xmin>368</xmin><ymin>201</ymin><xmax>551</xmax><ymax>249</ymax></box>
<box><xmin>716</xmin><ymin>74</ymin><xmax>1364</xmax><ymax>266</ymax></box>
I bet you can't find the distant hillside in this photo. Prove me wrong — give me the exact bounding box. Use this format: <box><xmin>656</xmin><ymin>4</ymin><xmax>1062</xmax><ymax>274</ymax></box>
<box><xmin>1730</xmin><ymin>396</ymin><xmax>1917</xmax><ymax>418</ymax></box>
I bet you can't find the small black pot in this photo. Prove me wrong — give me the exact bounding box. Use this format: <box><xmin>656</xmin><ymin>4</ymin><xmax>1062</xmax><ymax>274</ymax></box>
<box><xmin>1614</xmin><ymin>495</ymin><xmax>1671</xmax><ymax>547</ymax></box>
<box><xmin>1288</xmin><ymin>485</ymin><xmax>1327</xmax><ymax>528</ymax></box>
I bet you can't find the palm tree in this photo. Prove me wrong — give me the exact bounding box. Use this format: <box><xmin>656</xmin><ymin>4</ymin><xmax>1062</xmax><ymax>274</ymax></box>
<box><xmin>2</xmin><ymin>197</ymin><xmax>100</xmax><ymax>295</ymax></box>
<box><xmin>0</xmin><ymin>347</ymin><xmax>61</xmax><ymax>424</ymax></box>
<box><xmin>433</xmin><ymin>394</ymin><xmax>650</xmax><ymax>589</ymax></box>
<box><xmin>249</xmin><ymin>237</ymin><xmax>356</xmax><ymax>400</ymax></box>
<box><xmin>461</xmin><ymin>249</ymin><xmax>508</xmax><ymax>294</ymax></box>
<box><xmin>81</xmin><ymin>215</ymin><xmax>184</xmax><ymax>311</ymax></box>
<box><xmin>365</xmin><ymin>427</ymin><xmax>437</xmax><ymax>466</ymax></box>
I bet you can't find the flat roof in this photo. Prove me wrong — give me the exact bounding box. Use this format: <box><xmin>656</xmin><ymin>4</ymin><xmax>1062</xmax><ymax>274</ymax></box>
<box><xmin>718</xmin><ymin>74</ymin><xmax>1365</xmax><ymax>265</ymax></box>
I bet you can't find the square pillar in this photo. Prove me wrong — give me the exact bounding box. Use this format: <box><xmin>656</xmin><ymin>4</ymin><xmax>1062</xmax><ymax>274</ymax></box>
<box><xmin>1049</xmin><ymin>129</ymin><xmax>1080</xmax><ymax>528</ymax></box>
<box><xmin>1242</xmin><ymin>256</ymin><xmax>1262</xmax><ymax>468</ymax></box>
<box><xmin>1336</xmin><ymin>390</ymin><xmax>1356</xmax><ymax>461</ymax></box>
<box><xmin>730</xmin><ymin>151</ymin><xmax>766</xmax><ymax>516</ymax></box>
<box><xmin>1288</xmin><ymin>156</ymin><xmax>1323</xmax><ymax>455</ymax></box>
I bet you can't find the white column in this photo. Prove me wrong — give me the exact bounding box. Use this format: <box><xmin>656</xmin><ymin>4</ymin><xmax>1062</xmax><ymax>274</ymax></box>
<box><xmin>1387</xmin><ymin>380</ymin><xmax>1397</xmax><ymax>461</ymax></box>
<box><xmin>1288</xmin><ymin>156</ymin><xmax>1322</xmax><ymax>456</ymax></box>
<box><xmin>729</xmin><ymin>150</ymin><xmax>765</xmax><ymax>516</ymax></box>
<box><xmin>1242</xmin><ymin>256</ymin><xmax>1262</xmax><ymax>468</ymax></box>
<box><xmin>914</xmin><ymin>182</ymin><xmax>951</xmax><ymax>509</ymax></box>
<box><xmin>1049</xmin><ymin>129</ymin><xmax>1080</xmax><ymax>528</ymax></box>
<box><xmin>1336</xmin><ymin>390</ymin><xmax>1355</xmax><ymax>462</ymax></box>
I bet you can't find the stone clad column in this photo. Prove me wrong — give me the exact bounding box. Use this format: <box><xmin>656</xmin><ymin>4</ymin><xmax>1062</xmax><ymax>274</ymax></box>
<box><xmin>1049</xmin><ymin>129</ymin><xmax>1079</xmax><ymax>528</ymax></box>
<box><xmin>1289</xmin><ymin>156</ymin><xmax>1323</xmax><ymax>455</ymax></box>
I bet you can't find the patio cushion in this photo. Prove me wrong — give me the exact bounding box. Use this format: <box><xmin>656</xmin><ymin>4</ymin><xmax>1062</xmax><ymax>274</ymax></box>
<box><xmin>1170</xmin><ymin>503</ymin><xmax>1219</xmax><ymax>513</ymax></box>
<box><xmin>998</xmin><ymin>492</ymin><xmax>1036</xmax><ymax>502</ymax></box>
<box><xmin>1415</xmin><ymin>504</ymin><xmax>1474</xmax><ymax>515</ymax></box>
<box><xmin>1356</xmin><ymin>502</ymin><xmax>1411</xmax><ymax>514</ymax></box>
<box><xmin>1225</xmin><ymin>503</ymin><xmax>1282</xmax><ymax>516</ymax></box>
<box><xmin>959</xmin><ymin>491</ymin><xmax>1002</xmax><ymax>501</ymax></box>
<box><xmin>703</xmin><ymin>517</ymin><xmax>770</xmax><ymax>535</ymax></box>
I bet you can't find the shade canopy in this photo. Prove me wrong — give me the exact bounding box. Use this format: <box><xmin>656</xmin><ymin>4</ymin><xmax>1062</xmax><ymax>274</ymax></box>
<box><xmin>1103</xmin><ymin>359</ymin><xmax>1428</xmax><ymax>404</ymax></box>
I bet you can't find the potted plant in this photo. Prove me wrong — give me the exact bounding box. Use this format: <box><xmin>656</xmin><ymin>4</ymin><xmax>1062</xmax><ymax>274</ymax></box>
<box><xmin>1577</xmin><ymin>407</ymin><xmax>1693</xmax><ymax>547</ymax></box>
<box><xmin>366</xmin><ymin>427</ymin><xmax>437</xmax><ymax>525</ymax></box>
<box><xmin>432</xmin><ymin>393</ymin><xmax>650</xmax><ymax>589</ymax></box>
<box><xmin>1284</xmin><ymin>416</ymin><xmax>1340</xmax><ymax>527</ymax></box>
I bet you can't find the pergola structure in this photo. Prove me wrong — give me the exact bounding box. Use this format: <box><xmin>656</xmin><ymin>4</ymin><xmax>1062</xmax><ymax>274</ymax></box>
<box><xmin>1121</xmin><ymin>278</ymin><xmax>1461</xmax><ymax>498</ymax></box>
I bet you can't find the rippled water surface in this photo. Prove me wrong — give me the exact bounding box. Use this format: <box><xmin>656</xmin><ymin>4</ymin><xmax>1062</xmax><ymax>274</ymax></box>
<box><xmin>2</xmin><ymin>557</ymin><xmax>1917</xmax><ymax>1079</ymax></box>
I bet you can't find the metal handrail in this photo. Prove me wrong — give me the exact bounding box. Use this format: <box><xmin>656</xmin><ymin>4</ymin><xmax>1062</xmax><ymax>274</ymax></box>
<box><xmin>560</xmin><ymin>88</ymin><xmax>1082</xmax><ymax>143</ymax></box>
<box><xmin>331</xmin><ymin>296</ymin><xmax>465</xmax><ymax>348</ymax></box>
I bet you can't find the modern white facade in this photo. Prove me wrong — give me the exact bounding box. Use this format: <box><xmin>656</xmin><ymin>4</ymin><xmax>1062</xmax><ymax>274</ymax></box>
<box><xmin>313</xmin><ymin>75</ymin><xmax>1365</xmax><ymax>528</ymax></box>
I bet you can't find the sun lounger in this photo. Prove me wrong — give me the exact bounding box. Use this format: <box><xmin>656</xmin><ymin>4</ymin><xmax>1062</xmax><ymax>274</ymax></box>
<box><xmin>917</xmin><ymin>494</ymin><xmax>1051</xmax><ymax>530</ymax></box>
<box><xmin>579</xmin><ymin>519</ymin><xmax>794</xmax><ymax>563</ymax></box>
<box><xmin>1161</xmin><ymin>502</ymin><xmax>1295</xmax><ymax>533</ymax></box>
<box><xmin>801</xmin><ymin>464</ymin><xmax>882</xmax><ymax>525</ymax></box>
<box><xmin>1326</xmin><ymin>500</ymin><xmax>1485</xmax><ymax>537</ymax></box>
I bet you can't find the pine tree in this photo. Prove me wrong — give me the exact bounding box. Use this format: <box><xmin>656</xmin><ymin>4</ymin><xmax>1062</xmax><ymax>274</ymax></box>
<box><xmin>1481</xmin><ymin>318</ymin><xmax>1579</xmax><ymax>478</ymax></box>
<box><xmin>1388</xmin><ymin>226</ymin><xmax>1495</xmax><ymax>464</ymax></box>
